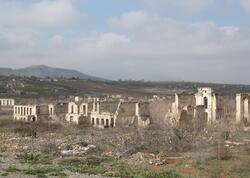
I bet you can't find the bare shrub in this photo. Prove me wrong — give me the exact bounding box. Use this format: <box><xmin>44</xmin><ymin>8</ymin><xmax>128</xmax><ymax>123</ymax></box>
<box><xmin>14</xmin><ymin>125</ymin><xmax>37</xmax><ymax>137</ymax></box>
<box><xmin>215</xmin><ymin>144</ymin><xmax>232</xmax><ymax>160</ymax></box>
<box><xmin>244</xmin><ymin>144</ymin><xmax>250</xmax><ymax>155</ymax></box>
<box><xmin>40</xmin><ymin>141</ymin><xmax>60</xmax><ymax>155</ymax></box>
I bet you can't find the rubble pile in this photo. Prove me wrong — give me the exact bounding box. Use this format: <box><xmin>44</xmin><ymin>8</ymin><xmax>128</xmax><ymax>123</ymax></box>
<box><xmin>59</xmin><ymin>142</ymin><xmax>97</xmax><ymax>156</ymax></box>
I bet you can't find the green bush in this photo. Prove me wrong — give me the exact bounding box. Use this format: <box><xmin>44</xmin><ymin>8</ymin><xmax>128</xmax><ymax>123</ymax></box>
<box><xmin>24</xmin><ymin>167</ymin><xmax>63</xmax><ymax>176</ymax></box>
<box><xmin>5</xmin><ymin>166</ymin><xmax>21</xmax><ymax>173</ymax></box>
<box><xmin>16</xmin><ymin>153</ymin><xmax>53</xmax><ymax>165</ymax></box>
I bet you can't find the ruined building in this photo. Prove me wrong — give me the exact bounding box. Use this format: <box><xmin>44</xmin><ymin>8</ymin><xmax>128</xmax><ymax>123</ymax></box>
<box><xmin>89</xmin><ymin>100</ymin><xmax>151</xmax><ymax>129</ymax></box>
<box><xmin>65</xmin><ymin>101</ymin><xmax>88</xmax><ymax>124</ymax></box>
<box><xmin>195</xmin><ymin>88</ymin><xmax>217</xmax><ymax>122</ymax></box>
<box><xmin>90</xmin><ymin>101</ymin><xmax>118</xmax><ymax>128</ymax></box>
<box><xmin>0</xmin><ymin>98</ymin><xmax>14</xmax><ymax>107</ymax></box>
<box><xmin>13</xmin><ymin>105</ymin><xmax>48</xmax><ymax>122</ymax></box>
<box><xmin>48</xmin><ymin>102</ymin><xmax>68</xmax><ymax>121</ymax></box>
<box><xmin>171</xmin><ymin>87</ymin><xmax>218</xmax><ymax>124</ymax></box>
<box><xmin>236</xmin><ymin>93</ymin><xmax>250</xmax><ymax>124</ymax></box>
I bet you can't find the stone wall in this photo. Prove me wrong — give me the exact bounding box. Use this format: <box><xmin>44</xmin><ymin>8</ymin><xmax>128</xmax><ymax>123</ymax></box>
<box><xmin>149</xmin><ymin>100</ymin><xmax>172</xmax><ymax>124</ymax></box>
<box><xmin>100</xmin><ymin>102</ymin><xmax>119</xmax><ymax>113</ymax></box>
<box><xmin>119</xmin><ymin>102</ymin><xmax>136</xmax><ymax>117</ymax></box>
<box><xmin>217</xmin><ymin>95</ymin><xmax>236</xmax><ymax>120</ymax></box>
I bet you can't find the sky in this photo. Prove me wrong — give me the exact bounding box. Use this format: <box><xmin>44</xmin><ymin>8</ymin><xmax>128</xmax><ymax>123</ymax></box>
<box><xmin>0</xmin><ymin>0</ymin><xmax>250</xmax><ymax>84</ymax></box>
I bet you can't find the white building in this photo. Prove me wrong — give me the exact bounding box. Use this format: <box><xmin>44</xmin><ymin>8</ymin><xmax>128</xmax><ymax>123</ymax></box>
<box><xmin>65</xmin><ymin>102</ymin><xmax>88</xmax><ymax>124</ymax></box>
<box><xmin>195</xmin><ymin>88</ymin><xmax>217</xmax><ymax>123</ymax></box>
<box><xmin>170</xmin><ymin>87</ymin><xmax>217</xmax><ymax>124</ymax></box>
<box><xmin>0</xmin><ymin>99</ymin><xmax>14</xmax><ymax>107</ymax></box>
<box><xmin>236</xmin><ymin>93</ymin><xmax>250</xmax><ymax>124</ymax></box>
<box><xmin>14</xmin><ymin>105</ymin><xmax>38</xmax><ymax>122</ymax></box>
<box><xmin>90</xmin><ymin>101</ymin><xmax>118</xmax><ymax>128</ymax></box>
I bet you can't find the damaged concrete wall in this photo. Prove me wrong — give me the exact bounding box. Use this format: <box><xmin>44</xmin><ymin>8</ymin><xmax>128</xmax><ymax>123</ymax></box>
<box><xmin>149</xmin><ymin>100</ymin><xmax>173</xmax><ymax>124</ymax></box>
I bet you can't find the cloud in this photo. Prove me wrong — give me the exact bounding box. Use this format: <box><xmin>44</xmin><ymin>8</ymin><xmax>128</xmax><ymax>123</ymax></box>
<box><xmin>51</xmin><ymin>35</ymin><xmax>64</xmax><ymax>45</ymax></box>
<box><xmin>0</xmin><ymin>28</ymin><xmax>37</xmax><ymax>50</ymax></box>
<box><xmin>97</xmin><ymin>32</ymin><xmax>130</xmax><ymax>48</ymax></box>
<box><xmin>109</xmin><ymin>11</ymin><xmax>148</xmax><ymax>30</ymax></box>
<box><xmin>108</xmin><ymin>11</ymin><xmax>242</xmax><ymax>56</ymax></box>
<box><xmin>242</xmin><ymin>0</ymin><xmax>250</xmax><ymax>13</ymax></box>
<box><xmin>0</xmin><ymin>0</ymin><xmax>83</xmax><ymax>28</ymax></box>
<box><xmin>148</xmin><ymin>0</ymin><xmax>215</xmax><ymax>12</ymax></box>
<box><xmin>1</xmin><ymin>9</ymin><xmax>249</xmax><ymax>83</ymax></box>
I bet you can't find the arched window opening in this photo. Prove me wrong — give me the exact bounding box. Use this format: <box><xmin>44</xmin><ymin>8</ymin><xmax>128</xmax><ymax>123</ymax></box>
<box><xmin>204</xmin><ymin>97</ymin><xmax>208</xmax><ymax>109</ymax></box>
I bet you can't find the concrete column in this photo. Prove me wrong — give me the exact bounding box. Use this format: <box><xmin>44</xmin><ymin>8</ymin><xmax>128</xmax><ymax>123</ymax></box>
<box><xmin>175</xmin><ymin>94</ymin><xmax>179</xmax><ymax>113</ymax></box>
<box><xmin>135</xmin><ymin>103</ymin><xmax>140</xmax><ymax>116</ymax></box>
<box><xmin>236</xmin><ymin>94</ymin><xmax>242</xmax><ymax>124</ymax></box>
<box><xmin>97</xmin><ymin>103</ymin><xmax>100</xmax><ymax>113</ymax></box>
<box><xmin>244</xmin><ymin>99</ymin><xmax>249</xmax><ymax>121</ymax></box>
<box><xmin>93</xmin><ymin>102</ymin><xmax>96</xmax><ymax>112</ymax></box>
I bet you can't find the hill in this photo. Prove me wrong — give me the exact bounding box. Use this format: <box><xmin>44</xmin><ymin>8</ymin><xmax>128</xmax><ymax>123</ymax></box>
<box><xmin>0</xmin><ymin>65</ymin><xmax>106</xmax><ymax>81</ymax></box>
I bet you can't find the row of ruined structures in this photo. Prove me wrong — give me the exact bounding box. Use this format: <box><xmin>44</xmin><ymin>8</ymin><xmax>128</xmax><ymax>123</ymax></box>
<box><xmin>12</xmin><ymin>97</ymin><xmax>151</xmax><ymax>128</ymax></box>
<box><xmin>1</xmin><ymin>87</ymin><xmax>250</xmax><ymax>128</ymax></box>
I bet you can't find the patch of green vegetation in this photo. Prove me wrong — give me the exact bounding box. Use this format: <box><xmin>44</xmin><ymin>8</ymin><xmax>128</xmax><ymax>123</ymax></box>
<box><xmin>234</xmin><ymin>168</ymin><xmax>250</xmax><ymax>178</ymax></box>
<box><xmin>196</xmin><ymin>159</ymin><xmax>231</xmax><ymax>174</ymax></box>
<box><xmin>1</xmin><ymin>172</ymin><xmax>8</xmax><ymax>177</ymax></box>
<box><xmin>48</xmin><ymin>171</ymin><xmax>67</xmax><ymax>177</ymax></box>
<box><xmin>24</xmin><ymin>167</ymin><xmax>63</xmax><ymax>177</ymax></box>
<box><xmin>16</xmin><ymin>153</ymin><xmax>53</xmax><ymax>165</ymax></box>
<box><xmin>0</xmin><ymin>127</ymin><xmax>7</xmax><ymax>133</ymax></box>
<box><xmin>195</xmin><ymin>153</ymin><xmax>250</xmax><ymax>178</ymax></box>
<box><xmin>0</xmin><ymin>115</ymin><xmax>11</xmax><ymax>121</ymax></box>
<box><xmin>234</xmin><ymin>130</ymin><xmax>250</xmax><ymax>140</ymax></box>
<box><xmin>106</xmin><ymin>162</ymin><xmax>181</xmax><ymax>178</ymax></box>
<box><xmin>59</xmin><ymin>156</ymin><xmax>106</xmax><ymax>175</ymax></box>
<box><xmin>59</xmin><ymin>156</ymin><xmax>183</xmax><ymax>178</ymax></box>
<box><xmin>5</xmin><ymin>164</ymin><xmax>65</xmax><ymax>177</ymax></box>
<box><xmin>5</xmin><ymin>166</ymin><xmax>21</xmax><ymax>173</ymax></box>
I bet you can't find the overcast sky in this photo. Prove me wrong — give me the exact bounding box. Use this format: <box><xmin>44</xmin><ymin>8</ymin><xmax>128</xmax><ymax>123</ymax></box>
<box><xmin>0</xmin><ymin>0</ymin><xmax>250</xmax><ymax>84</ymax></box>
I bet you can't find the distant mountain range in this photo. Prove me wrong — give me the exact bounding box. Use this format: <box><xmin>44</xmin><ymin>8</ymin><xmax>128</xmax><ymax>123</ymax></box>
<box><xmin>0</xmin><ymin>65</ymin><xmax>106</xmax><ymax>81</ymax></box>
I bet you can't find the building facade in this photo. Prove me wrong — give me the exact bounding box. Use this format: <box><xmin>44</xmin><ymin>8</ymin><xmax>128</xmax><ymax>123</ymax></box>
<box><xmin>0</xmin><ymin>99</ymin><xmax>14</xmax><ymax>107</ymax></box>
<box><xmin>65</xmin><ymin>102</ymin><xmax>88</xmax><ymax>124</ymax></box>
<box><xmin>236</xmin><ymin>93</ymin><xmax>250</xmax><ymax>124</ymax></box>
<box><xmin>14</xmin><ymin>105</ymin><xmax>38</xmax><ymax>122</ymax></box>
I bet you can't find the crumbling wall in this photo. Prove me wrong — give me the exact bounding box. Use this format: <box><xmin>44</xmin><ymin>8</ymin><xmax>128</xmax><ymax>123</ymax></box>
<box><xmin>116</xmin><ymin>103</ymin><xmax>136</xmax><ymax>127</ymax></box>
<box><xmin>217</xmin><ymin>95</ymin><xmax>236</xmax><ymax>120</ymax></box>
<box><xmin>116</xmin><ymin>116</ymin><xmax>136</xmax><ymax>127</ymax></box>
<box><xmin>100</xmin><ymin>102</ymin><xmax>119</xmax><ymax>113</ymax></box>
<box><xmin>149</xmin><ymin>100</ymin><xmax>172</xmax><ymax>124</ymax></box>
<box><xmin>119</xmin><ymin>102</ymin><xmax>136</xmax><ymax>117</ymax></box>
<box><xmin>178</xmin><ymin>93</ymin><xmax>196</xmax><ymax>110</ymax></box>
<box><xmin>54</xmin><ymin>103</ymin><xmax>68</xmax><ymax>121</ymax></box>
<box><xmin>138</xmin><ymin>102</ymin><xmax>150</xmax><ymax>117</ymax></box>
<box><xmin>194</xmin><ymin>105</ymin><xmax>207</xmax><ymax>129</ymax></box>
<box><xmin>38</xmin><ymin>105</ymin><xmax>50</xmax><ymax>121</ymax></box>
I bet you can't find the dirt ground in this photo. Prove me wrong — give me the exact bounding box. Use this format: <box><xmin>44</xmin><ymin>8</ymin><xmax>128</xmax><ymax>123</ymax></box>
<box><xmin>0</xmin><ymin>115</ymin><xmax>250</xmax><ymax>178</ymax></box>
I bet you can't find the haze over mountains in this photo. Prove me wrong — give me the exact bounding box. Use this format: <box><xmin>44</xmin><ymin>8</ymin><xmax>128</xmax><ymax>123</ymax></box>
<box><xmin>0</xmin><ymin>65</ymin><xmax>106</xmax><ymax>81</ymax></box>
